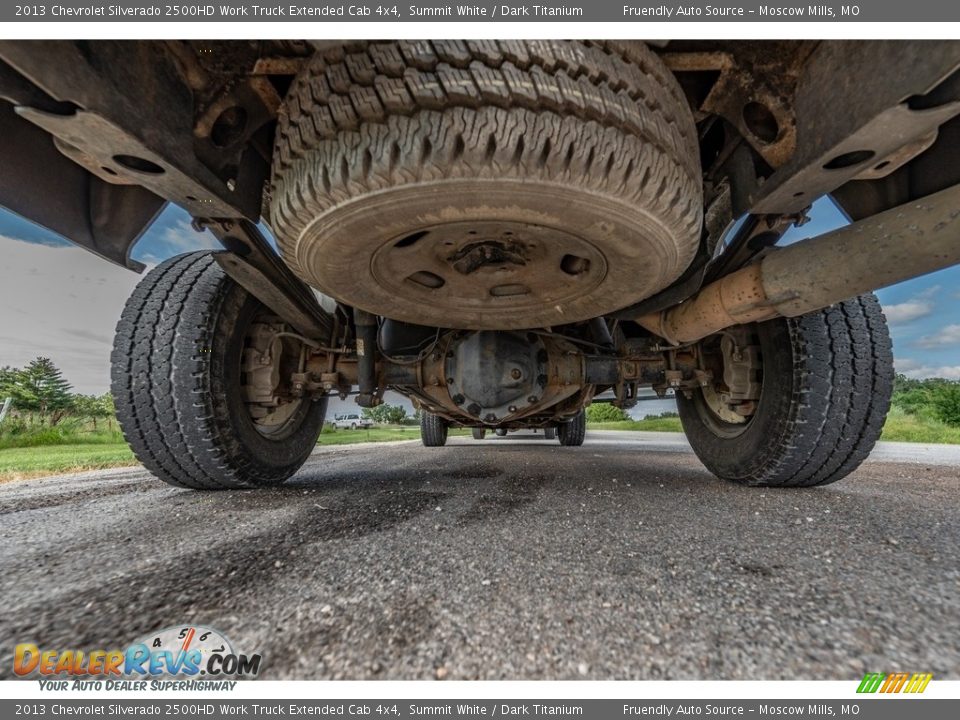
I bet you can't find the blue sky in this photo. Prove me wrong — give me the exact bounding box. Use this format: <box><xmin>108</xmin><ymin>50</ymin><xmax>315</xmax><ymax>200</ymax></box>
<box><xmin>0</xmin><ymin>198</ymin><xmax>958</xmax><ymax>394</ymax></box>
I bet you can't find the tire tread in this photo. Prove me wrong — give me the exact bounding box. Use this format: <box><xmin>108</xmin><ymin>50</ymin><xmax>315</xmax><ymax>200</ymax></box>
<box><xmin>421</xmin><ymin>412</ymin><xmax>449</xmax><ymax>447</ymax></box>
<box><xmin>269</xmin><ymin>41</ymin><xmax>701</xmax><ymax>288</ymax></box>
<box><xmin>111</xmin><ymin>252</ymin><xmax>324</xmax><ymax>489</ymax></box>
<box><xmin>558</xmin><ymin>410</ymin><xmax>587</xmax><ymax>446</ymax></box>
<box><xmin>678</xmin><ymin>295</ymin><xmax>893</xmax><ymax>487</ymax></box>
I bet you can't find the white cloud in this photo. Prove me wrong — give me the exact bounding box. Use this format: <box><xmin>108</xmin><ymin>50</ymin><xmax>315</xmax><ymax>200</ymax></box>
<box><xmin>896</xmin><ymin>358</ymin><xmax>960</xmax><ymax>380</ymax></box>
<box><xmin>133</xmin><ymin>218</ymin><xmax>220</xmax><ymax>263</ymax></box>
<box><xmin>0</xmin><ymin>235</ymin><xmax>143</xmax><ymax>394</ymax></box>
<box><xmin>913</xmin><ymin>366</ymin><xmax>960</xmax><ymax>380</ymax></box>
<box><xmin>883</xmin><ymin>301</ymin><xmax>933</xmax><ymax>325</ymax></box>
<box><xmin>915</xmin><ymin>324</ymin><xmax>960</xmax><ymax>349</ymax></box>
<box><xmin>162</xmin><ymin>218</ymin><xmax>219</xmax><ymax>252</ymax></box>
<box><xmin>882</xmin><ymin>286</ymin><xmax>941</xmax><ymax>325</ymax></box>
<box><xmin>896</xmin><ymin>358</ymin><xmax>922</xmax><ymax>372</ymax></box>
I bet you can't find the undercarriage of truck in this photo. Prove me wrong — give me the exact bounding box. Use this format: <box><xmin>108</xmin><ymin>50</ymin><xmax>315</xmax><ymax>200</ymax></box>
<box><xmin>2</xmin><ymin>40</ymin><xmax>960</xmax><ymax>489</ymax></box>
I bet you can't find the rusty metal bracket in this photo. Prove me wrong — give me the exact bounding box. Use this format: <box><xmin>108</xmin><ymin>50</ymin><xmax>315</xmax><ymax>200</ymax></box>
<box><xmin>751</xmin><ymin>100</ymin><xmax>960</xmax><ymax>214</ymax></box>
<box><xmin>746</xmin><ymin>41</ymin><xmax>960</xmax><ymax>215</ymax></box>
<box><xmin>663</xmin><ymin>45</ymin><xmax>812</xmax><ymax>169</ymax></box>
<box><xmin>0</xmin><ymin>41</ymin><xmax>262</xmax><ymax>219</ymax></box>
<box><xmin>201</xmin><ymin>218</ymin><xmax>333</xmax><ymax>342</ymax></box>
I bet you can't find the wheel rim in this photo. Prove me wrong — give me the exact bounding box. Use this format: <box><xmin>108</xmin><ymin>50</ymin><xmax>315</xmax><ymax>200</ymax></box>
<box><xmin>370</xmin><ymin>219</ymin><xmax>608</xmax><ymax>322</ymax></box>
<box><xmin>693</xmin><ymin>388</ymin><xmax>753</xmax><ymax>439</ymax></box>
<box><xmin>239</xmin><ymin>306</ymin><xmax>307</xmax><ymax>440</ymax></box>
<box><xmin>692</xmin><ymin>330</ymin><xmax>763</xmax><ymax>439</ymax></box>
<box><xmin>293</xmin><ymin>182</ymin><xmax>686</xmax><ymax>330</ymax></box>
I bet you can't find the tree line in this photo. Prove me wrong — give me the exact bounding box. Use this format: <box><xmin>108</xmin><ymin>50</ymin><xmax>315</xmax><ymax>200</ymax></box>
<box><xmin>3</xmin><ymin>357</ymin><xmax>957</xmax><ymax>432</ymax></box>
<box><xmin>361</xmin><ymin>403</ymin><xmax>417</xmax><ymax>425</ymax></box>
<box><xmin>892</xmin><ymin>374</ymin><xmax>960</xmax><ymax>427</ymax></box>
<box><xmin>583</xmin><ymin>374</ymin><xmax>960</xmax><ymax>428</ymax></box>
<box><xmin>0</xmin><ymin>357</ymin><xmax>115</xmax><ymax>428</ymax></box>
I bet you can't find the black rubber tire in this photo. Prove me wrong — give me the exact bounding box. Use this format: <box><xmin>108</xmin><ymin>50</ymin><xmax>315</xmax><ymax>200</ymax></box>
<box><xmin>472</xmin><ymin>428</ymin><xmax>486</xmax><ymax>440</ymax></box>
<box><xmin>495</xmin><ymin>428</ymin><xmax>508</xmax><ymax>437</ymax></box>
<box><xmin>110</xmin><ymin>252</ymin><xmax>328</xmax><ymax>490</ymax></box>
<box><xmin>677</xmin><ymin>294</ymin><xmax>894</xmax><ymax>487</ymax></box>
<box><xmin>544</xmin><ymin>427</ymin><xmax>557</xmax><ymax>440</ymax></box>
<box><xmin>350</xmin><ymin>422</ymin><xmax>357</xmax><ymax>430</ymax></box>
<box><xmin>269</xmin><ymin>40</ymin><xmax>701</xmax><ymax>329</ymax></box>
<box><xmin>558</xmin><ymin>410</ymin><xmax>587</xmax><ymax>446</ymax></box>
<box><xmin>421</xmin><ymin>412</ymin><xmax>449</xmax><ymax>446</ymax></box>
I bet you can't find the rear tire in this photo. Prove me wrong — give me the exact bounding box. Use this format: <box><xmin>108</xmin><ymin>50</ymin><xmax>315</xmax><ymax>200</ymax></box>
<box><xmin>677</xmin><ymin>294</ymin><xmax>893</xmax><ymax>487</ymax></box>
<box><xmin>558</xmin><ymin>410</ymin><xmax>586</xmax><ymax>446</ymax></box>
<box><xmin>472</xmin><ymin>428</ymin><xmax>486</xmax><ymax>440</ymax></box>
<box><xmin>421</xmin><ymin>412</ymin><xmax>449</xmax><ymax>446</ymax></box>
<box><xmin>110</xmin><ymin>252</ymin><xmax>327</xmax><ymax>489</ymax></box>
<box><xmin>544</xmin><ymin>427</ymin><xmax>557</xmax><ymax>440</ymax></box>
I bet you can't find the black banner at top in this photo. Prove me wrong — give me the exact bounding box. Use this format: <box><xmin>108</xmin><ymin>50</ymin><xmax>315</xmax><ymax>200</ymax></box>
<box><xmin>3</xmin><ymin>1</ymin><xmax>953</xmax><ymax>23</ymax></box>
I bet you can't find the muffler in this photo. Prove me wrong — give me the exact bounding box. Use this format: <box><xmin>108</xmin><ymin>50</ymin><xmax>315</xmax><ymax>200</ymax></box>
<box><xmin>635</xmin><ymin>183</ymin><xmax>960</xmax><ymax>344</ymax></box>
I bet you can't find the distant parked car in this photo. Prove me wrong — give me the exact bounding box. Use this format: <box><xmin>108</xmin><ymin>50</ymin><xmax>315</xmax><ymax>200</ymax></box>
<box><xmin>332</xmin><ymin>413</ymin><xmax>374</xmax><ymax>430</ymax></box>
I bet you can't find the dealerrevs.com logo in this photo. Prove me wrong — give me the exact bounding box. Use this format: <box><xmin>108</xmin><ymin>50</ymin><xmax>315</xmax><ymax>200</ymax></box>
<box><xmin>14</xmin><ymin>625</ymin><xmax>261</xmax><ymax>688</ymax></box>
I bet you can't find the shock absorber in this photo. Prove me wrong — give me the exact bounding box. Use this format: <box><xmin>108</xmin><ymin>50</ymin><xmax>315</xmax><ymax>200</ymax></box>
<box><xmin>353</xmin><ymin>308</ymin><xmax>380</xmax><ymax>407</ymax></box>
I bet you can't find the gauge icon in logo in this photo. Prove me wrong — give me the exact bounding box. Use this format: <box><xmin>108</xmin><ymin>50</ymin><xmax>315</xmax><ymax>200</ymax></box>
<box><xmin>133</xmin><ymin>625</ymin><xmax>235</xmax><ymax>677</ymax></box>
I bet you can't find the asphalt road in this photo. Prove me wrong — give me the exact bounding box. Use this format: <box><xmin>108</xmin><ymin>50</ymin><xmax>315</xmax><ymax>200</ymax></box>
<box><xmin>2</xmin><ymin>431</ymin><xmax>958</xmax><ymax>680</ymax></box>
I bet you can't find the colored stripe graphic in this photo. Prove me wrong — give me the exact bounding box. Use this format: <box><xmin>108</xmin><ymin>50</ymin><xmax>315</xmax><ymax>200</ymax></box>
<box><xmin>905</xmin><ymin>673</ymin><xmax>933</xmax><ymax>693</ymax></box>
<box><xmin>857</xmin><ymin>672</ymin><xmax>932</xmax><ymax>694</ymax></box>
<box><xmin>888</xmin><ymin>673</ymin><xmax>910</xmax><ymax>693</ymax></box>
<box><xmin>857</xmin><ymin>673</ymin><xmax>885</xmax><ymax>693</ymax></box>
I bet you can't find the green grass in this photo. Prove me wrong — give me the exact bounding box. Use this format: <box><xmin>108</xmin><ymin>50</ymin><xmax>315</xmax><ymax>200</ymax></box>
<box><xmin>317</xmin><ymin>425</ymin><xmax>421</xmax><ymax>445</ymax></box>
<box><xmin>0</xmin><ymin>427</ymin><xmax>124</xmax><ymax>450</ymax></box>
<box><xmin>589</xmin><ymin>417</ymin><xmax>684</xmax><ymax>432</ymax></box>
<box><xmin>880</xmin><ymin>406</ymin><xmax>960</xmax><ymax>444</ymax></box>
<box><xmin>0</xmin><ymin>426</ymin><xmax>422</xmax><ymax>482</ymax></box>
<box><xmin>0</xmin><ymin>443</ymin><xmax>136</xmax><ymax>482</ymax></box>
<box><xmin>587</xmin><ymin>407</ymin><xmax>960</xmax><ymax>444</ymax></box>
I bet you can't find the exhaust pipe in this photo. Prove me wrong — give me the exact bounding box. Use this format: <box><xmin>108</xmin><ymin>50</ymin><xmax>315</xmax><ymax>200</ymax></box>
<box><xmin>635</xmin><ymin>183</ymin><xmax>960</xmax><ymax>344</ymax></box>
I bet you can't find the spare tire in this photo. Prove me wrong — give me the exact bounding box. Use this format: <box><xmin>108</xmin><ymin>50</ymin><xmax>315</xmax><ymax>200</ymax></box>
<box><xmin>269</xmin><ymin>40</ymin><xmax>701</xmax><ymax>330</ymax></box>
